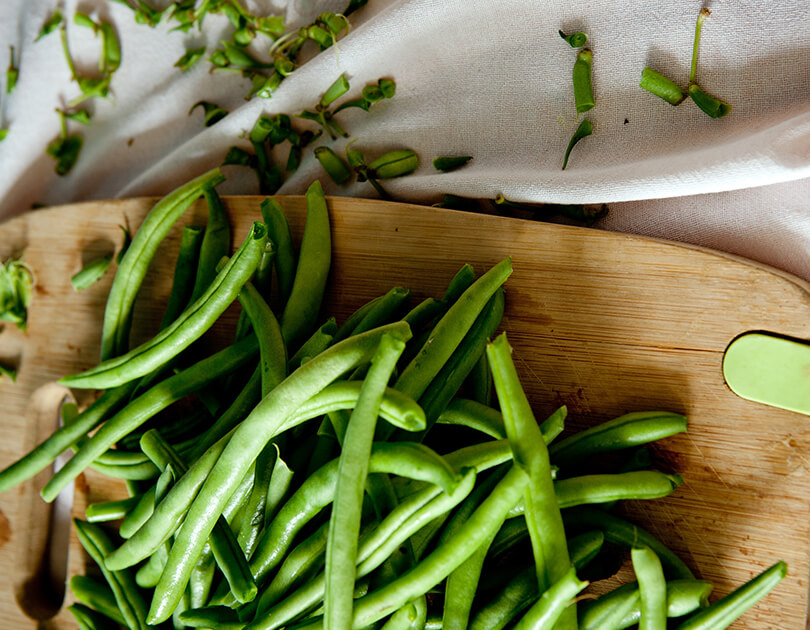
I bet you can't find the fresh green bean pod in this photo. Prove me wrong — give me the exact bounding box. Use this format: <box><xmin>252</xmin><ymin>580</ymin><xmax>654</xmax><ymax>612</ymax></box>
<box><xmin>553</xmin><ymin>470</ymin><xmax>683</xmax><ymax>508</ymax></box>
<box><xmin>280</xmin><ymin>181</ymin><xmax>331</xmax><ymax>351</ymax></box>
<box><xmin>436</xmin><ymin>398</ymin><xmax>506</xmax><ymax>439</ymax></box>
<box><xmin>237</xmin><ymin>441</ymin><xmax>278</xmax><ymax>558</ymax></box>
<box><xmin>100</xmin><ymin>167</ymin><xmax>224</xmax><ymax>360</ymax></box>
<box><xmin>487</xmin><ymin>331</ymin><xmax>572</xmax><ymax>627</ymax></box>
<box><xmin>512</xmin><ymin>566</ymin><xmax>588</xmax><ymax>630</ymax></box>
<box><xmin>62</xmin><ymin>221</ymin><xmax>267</xmax><ymax>390</ymax></box>
<box><xmin>190</xmin><ymin>186</ymin><xmax>231</xmax><ymax>302</ymax></box>
<box><xmin>633</xmin><ymin>546</ymin><xmax>668</xmax><ymax>630</ymax></box>
<box><xmin>85</xmin><ymin>496</ymin><xmax>140</xmax><ymax>522</ymax></box>
<box><xmin>238</xmin><ymin>280</ymin><xmax>286</xmax><ymax>396</ymax></box>
<box><xmin>549</xmin><ymin>411</ymin><xmax>687</xmax><ymax>466</ymax></box>
<box><xmin>676</xmin><ymin>561</ymin><xmax>786</xmax><ymax>629</ymax></box>
<box><xmin>69</xmin><ymin>575</ymin><xmax>127</xmax><ymax>626</ymax></box>
<box><xmin>579</xmin><ymin>579</ymin><xmax>713</xmax><ymax>630</ymax></box>
<box><xmin>469</xmin><ymin>565</ymin><xmax>538</xmax><ymax>630</ymax></box>
<box><xmin>288</xmin><ymin>317</ymin><xmax>337</xmax><ymax>370</ymax></box>
<box><xmin>261</xmin><ymin>197</ymin><xmax>297</xmax><ymax>304</ymax></box>
<box><xmin>160</xmin><ymin>224</ymin><xmax>205</xmax><ymax>329</ymax></box>
<box><xmin>71</xmin><ymin>254</ymin><xmax>112</xmax><ymax>291</ymax></box>
<box><xmin>325</xmin><ymin>335</ymin><xmax>406</xmax><ymax>630</ymax></box>
<box><xmin>179</xmin><ymin>605</ymin><xmax>243</xmax><ymax>629</ymax></box>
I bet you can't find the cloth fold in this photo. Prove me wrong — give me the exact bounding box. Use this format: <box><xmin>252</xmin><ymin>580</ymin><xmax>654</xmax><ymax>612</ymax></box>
<box><xmin>0</xmin><ymin>0</ymin><xmax>808</xmax><ymax>280</ymax></box>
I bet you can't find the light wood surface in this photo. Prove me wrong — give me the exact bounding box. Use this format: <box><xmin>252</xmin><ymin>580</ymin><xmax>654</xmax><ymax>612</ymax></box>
<box><xmin>0</xmin><ymin>195</ymin><xmax>809</xmax><ymax>629</ymax></box>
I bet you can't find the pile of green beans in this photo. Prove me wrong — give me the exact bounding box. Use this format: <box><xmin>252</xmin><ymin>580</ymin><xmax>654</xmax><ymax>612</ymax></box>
<box><xmin>0</xmin><ymin>174</ymin><xmax>787</xmax><ymax>630</ymax></box>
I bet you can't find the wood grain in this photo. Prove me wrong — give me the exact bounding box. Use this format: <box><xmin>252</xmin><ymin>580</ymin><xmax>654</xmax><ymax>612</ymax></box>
<box><xmin>0</xmin><ymin>195</ymin><xmax>808</xmax><ymax>629</ymax></box>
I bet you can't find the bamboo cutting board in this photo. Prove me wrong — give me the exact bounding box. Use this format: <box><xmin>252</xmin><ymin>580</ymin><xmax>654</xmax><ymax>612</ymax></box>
<box><xmin>0</xmin><ymin>195</ymin><xmax>809</xmax><ymax>629</ymax></box>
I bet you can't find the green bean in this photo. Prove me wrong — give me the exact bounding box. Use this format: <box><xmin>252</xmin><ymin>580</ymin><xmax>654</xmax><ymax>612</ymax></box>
<box><xmin>562</xmin><ymin>507</ymin><xmax>694</xmax><ymax>579</ymax></box>
<box><xmin>161</xmin><ymin>226</ymin><xmax>204</xmax><ymax>331</ymax></box>
<box><xmin>381</xmin><ymin>596</ymin><xmax>428</xmax><ymax>630</ymax></box>
<box><xmin>69</xmin><ymin>575</ymin><xmax>127</xmax><ymax>626</ymax></box>
<box><xmin>676</xmin><ymin>561</ymin><xmax>787</xmax><ymax>629</ymax></box>
<box><xmin>573</xmin><ymin>48</ymin><xmax>594</xmax><ymax>114</ymax></box>
<box><xmin>136</xmin><ymin>541</ymin><xmax>170</xmax><ymax>588</ymax></box>
<box><xmin>332</xmin><ymin>296</ymin><xmax>382</xmax><ymax>345</ymax></box>
<box><xmin>119</xmin><ymin>486</ymin><xmax>156</xmax><ymax>538</ymax></box>
<box><xmin>436</xmin><ymin>400</ymin><xmax>506</xmax><ymax>440</ymax></box>
<box><xmin>568</xmin><ymin>530</ymin><xmax>604</xmax><ymax>569</ymax></box>
<box><xmin>402</xmin><ymin>297</ymin><xmax>443</xmax><ymax>332</ymax></box>
<box><xmin>688</xmin><ymin>84</ymin><xmax>731</xmax><ymax>119</ymax></box>
<box><xmin>71</xmin><ymin>254</ymin><xmax>113</xmax><ymax>291</ymax></box>
<box><xmin>237</xmin><ymin>441</ymin><xmax>278</xmax><ymax>558</ymax></box>
<box><xmin>43</xmin><ymin>334</ymin><xmax>259</xmax><ymax>502</ymax></box>
<box><xmin>639</xmin><ymin>68</ymin><xmax>686</xmax><ymax>106</ymax></box>
<box><xmin>85</xmin><ymin>496</ymin><xmax>140</xmax><ymax>522</ymax></box>
<box><xmin>289</xmin><ymin>317</ymin><xmax>337</xmax><ymax>370</ymax></box>
<box><xmin>140</xmin><ymin>428</ymin><xmax>257</xmax><ymax>604</ymax></box>
<box><xmin>180</xmin><ymin>605</ymin><xmax>243</xmax><ymax>629</ymax></box>
<box><xmin>410</xmin><ymin>288</ymin><xmax>504</xmax><ymax>440</ymax></box>
<box><xmin>100</xmin><ymin>167</ymin><xmax>224</xmax><ymax>360</ymax></box>
<box><xmin>67</xmin><ymin>603</ymin><xmax>120</xmax><ymax>630</ymax></box>
<box><xmin>259</xmin><ymin>198</ymin><xmax>296</xmax><ymax>309</ymax></box>
<box><xmin>487</xmin><ymin>332</ymin><xmax>571</xmax><ymax>617</ymax></box>
<box><xmin>146</xmin><ymin>322</ymin><xmax>412</xmax><ymax>624</ymax></box>
<box><xmin>632</xmin><ymin>546</ymin><xmax>667</xmax><ymax>630</ymax></box>
<box><xmin>442</xmin><ymin>264</ymin><xmax>476</xmax><ymax>304</ymax></box>
<box><xmin>466</xmin><ymin>352</ymin><xmax>492</xmax><ymax>406</ymax></box>
<box><xmin>553</xmin><ymin>470</ymin><xmax>682</xmax><ymax>508</ymax></box>
<box><xmin>62</xmin><ymin>222</ymin><xmax>267</xmax><ymax>390</ymax></box>
<box><xmin>238</xmin><ymin>280</ymin><xmax>286</xmax><ymax>396</ymax></box>
<box><xmin>579</xmin><ymin>580</ymin><xmax>713</xmax><ymax>630</ymax></box>
<box><xmin>190</xmin><ymin>186</ymin><xmax>231</xmax><ymax>302</ymax></box>
<box><xmin>352</xmin><ymin>287</ymin><xmax>411</xmax><ymax>336</ymax></box>
<box><xmin>74</xmin><ymin>518</ymin><xmax>150</xmax><ymax>630</ymax></box>
<box><xmin>470</xmin><ymin>565</ymin><xmax>537</xmax><ymax>630</ymax></box>
<box><xmin>395</xmin><ymin>258</ymin><xmax>512</xmax><ymax>403</ymax></box>
<box><xmin>336</xmin><ymin>465</ymin><xmax>528</xmax><ymax>630</ymax></box>
<box><xmin>512</xmin><ymin>566</ymin><xmax>587</xmax><ymax>630</ymax></box>
<box><xmin>326</xmin><ymin>334</ymin><xmax>406</xmax><ymax>630</ymax></box>
<box><xmin>280</xmin><ymin>181</ymin><xmax>331</xmax><ymax>350</ymax></box>
<box><xmin>549</xmin><ymin>411</ymin><xmax>687</xmax><ymax>466</ymax></box>
<box><xmin>0</xmin><ymin>381</ymin><xmax>136</xmax><ymax>492</ymax></box>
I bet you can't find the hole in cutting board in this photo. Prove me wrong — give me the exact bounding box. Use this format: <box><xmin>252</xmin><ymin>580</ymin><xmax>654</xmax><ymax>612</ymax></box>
<box><xmin>13</xmin><ymin>383</ymin><xmax>74</xmax><ymax>621</ymax></box>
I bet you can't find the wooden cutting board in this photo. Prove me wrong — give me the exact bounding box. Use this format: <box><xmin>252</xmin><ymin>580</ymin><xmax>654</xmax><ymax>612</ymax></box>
<box><xmin>0</xmin><ymin>196</ymin><xmax>809</xmax><ymax>629</ymax></box>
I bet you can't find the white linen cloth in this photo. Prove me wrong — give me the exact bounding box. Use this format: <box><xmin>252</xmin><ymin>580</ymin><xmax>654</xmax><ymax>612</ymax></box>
<box><xmin>0</xmin><ymin>0</ymin><xmax>808</xmax><ymax>280</ymax></box>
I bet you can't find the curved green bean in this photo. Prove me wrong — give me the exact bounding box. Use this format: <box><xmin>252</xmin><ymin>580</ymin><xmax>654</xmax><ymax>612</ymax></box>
<box><xmin>554</xmin><ymin>470</ymin><xmax>683</xmax><ymax>508</ymax></box>
<box><xmin>190</xmin><ymin>185</ymin><xmax>231</xmax><ymax>303</ymax></box>
<box><xmin>549</xmin><ymin>411</ymin><xmax>687</xmax><ymax>466</ymax></box>
<box><xmin>238</xmin><ymin>280</ymin><xmax>286</xmax><ymax>396</ymax></box>
<box><xmin>160</xmin><ymin>224</ymin><xmax>204</xmax><ymax>329</ymax></box>
<box><xmin>512</xmin><ymin>566</ymin><xmax>587</xmax><ymax>630</ymax></box>
<box><xmin>289</xmin><ymin>317</ymin><xmax>337</xmax><ymax>371</ymax></box>
<box><xmin>260</xmin><ymin>197</ymin><xmax>296</xmax><ymax>311</ymax></box>
<box><xmin>69</xmin><ymin>575</ymin><xmax>127</xmax><ymax>626</ymax></box>
<box><xmin>100</xmin><ymin>167</ymin><xmax>224</xmax><ymax>360</ymax></box>
<box><xmin>62</xmin><ymin>221</ymin><xmax>267</xmax><ymax>390</ymax></box>
<box><xmin>676</xmin><ymin>561</ymin><xmax>786</xmax><ymax>629</ymax></box>
<box><xmin>67</xmin><ymin>603</ymin><xmax>120</xmax><ymax>630</ymax></box>
<box><xmin>280</xmin><ymin>180</ymin><xmax>331</xmax><ymax>350</ymax></box>
<box><xmin>633</xmin><ymin>546</ymin><xmax>667</xmax><ymax>630</ymax></box>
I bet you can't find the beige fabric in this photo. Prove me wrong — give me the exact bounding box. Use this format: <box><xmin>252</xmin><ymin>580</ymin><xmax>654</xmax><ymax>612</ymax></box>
<box><xmin>1</xmin><ymin>0</ymin><xmax>808</xmax><ymax>278</ymax></box>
